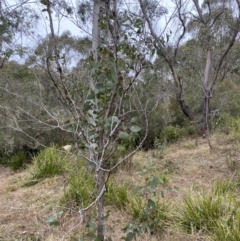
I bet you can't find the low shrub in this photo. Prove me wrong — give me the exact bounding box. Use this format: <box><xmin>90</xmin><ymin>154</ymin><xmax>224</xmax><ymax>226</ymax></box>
<box><xmin>128</xmin><ymin>195</ymin><xmax>171</xmax><ymax>234</ymax></box>
<box><xmin>164</xmin><ymin>125</ymin><xmax>182</xmax><ymax>143</ymax></box>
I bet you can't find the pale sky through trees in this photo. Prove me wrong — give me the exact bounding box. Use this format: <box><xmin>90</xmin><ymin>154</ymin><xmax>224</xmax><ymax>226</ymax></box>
<box><xmin>6</xmin><ymin>0</ymin><xmax>209</xmax><ymax>64</ymax></box>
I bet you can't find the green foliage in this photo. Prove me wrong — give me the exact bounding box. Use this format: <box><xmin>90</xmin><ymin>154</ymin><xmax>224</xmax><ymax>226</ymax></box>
<box><xmin>123</xmin><ymin>165</ymin><xmax>170</xmax><ymax>238</ymax></box>
<box><xmin>168</xmin><ymin>98</ymin><xmax>189</xmax><ymax>127</ymax></box>
<box><xmin>8</xmin><ymin>151</ymin><xmax>25</xmax><ymax>170</ymax></box>
<box><xmin>217</xmin><ymin>117</ymin><xmax>240</xmax><ymax>142</ymax></box>
<box><xmin>45</xmin><ymin>210</ymin><xmax>63</xmax><ymax>226</ymax></box>
<box><xmin>128</xmin><ymin>195</ymin><xmax>170</xmax><ymax>234</ymax></box>
<box><xmin>181</xmin><ymin>122</ymin><xmax>199</xmax><ymax>136</ymax></box>
<box><xmin>213</xmin><ymin>180</ymin><xmax>237</xmax><ymax>195</ymax></box>
<box><xmin>212</xmin><ymin>80</ymin><xmax>240</xmax><ymax>121</ymax></box>
<box><xmin>121</xmin><ymin>221</ymin><xmax>151</xmax><ymax>241</ymax></box>
<box><xmin>177</xmin><ymin>183</ymin><xmax>237</xmax><ymax>234</ymax></box>
<box><xmin>105</xmin><ymin>180</ymin><xmax>129</xmax><ymax>210</ymax></box>
<box><xmin>163</xmin><ymin>125</ymin><xmax>182</xmax><ymax>143</ymax></box>
<box><xmin>30</xmin><ymin>147</ymin><xmax>67</xmax><ymax>180</ymax></box>
<box><xmin>104</xmin><ymin>144</ymin><xmax>133</xmax><ymax>171</ymax></box>
<box><xmin>0</xmin><ymin>151</ymin><xmax>25</xmax><ymax>170</ymax></box>
<box><xmin>152</xmin><ymin>137</ymin><xmax>166</xmax><ymax>159</ymax></box>
<box><xmin>61</xmin><ymin>160</ymin><xmax>96</xmax><ymax>208</ymax></box>
<box><xmin>211</xmin><ymin>212</ymin><xmax>240</xmax><ymax>241</ymax></box>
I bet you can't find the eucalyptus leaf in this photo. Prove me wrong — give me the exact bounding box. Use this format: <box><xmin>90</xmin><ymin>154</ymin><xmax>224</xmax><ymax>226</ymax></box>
<box><xmin>147</xmin><ymin>199</ymin><xmax>156</xmax><ymax>210</ymax></box>
<box><xmin>119</xmin><ymin>131</ymin><xmax>130</xmax><ymax>139</ymax></box>
<box><xmin>130</xmin><ymin>117</ymin><xmax>137</xmax><ymax>123</ymax></box>
<box><xmin>45</xmin><ymin>214</ymin><xmax>59</xmax><ymax>226</ymax></box>
<box><xmin>112</xmin><ymin>116</ymin><xmax>120</xmax><ymax>123</ymax></box>
<box><xmin>106</xmin><ymin>81</ymin><xmax>114</xmax><ymax>89</ymax></box>
<box><xmin>87</xmin><ymin>222</ymin><xmax>98</xmax><ymax>230</ymax></box>
<box><xmin>110</xmin><ymin>69</ymin><xmax>117</xmax><ymax>82</ymax></box>
<box><xmin>125</xmin><ymin>232</ymin><xmax>134</xmax><ymax>241</ymax></box>
<box><xmin>129</xmin><ymin>125</ymin><xmax>141</xmax><ymax>133</ymax></box>
<box><xmin>96</xmin><ymin>83</ymin><xmax>105</xmax><ymax>92</ymax></box>
<box><xmin>156</xmin><ymin>176</ymin><xmax>165</xmax><ymax>184</ymax></box>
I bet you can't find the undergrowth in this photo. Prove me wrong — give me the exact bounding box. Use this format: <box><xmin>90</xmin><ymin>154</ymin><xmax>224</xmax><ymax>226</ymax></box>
<box><xmin>29</xmin><ymin>146</ymin><xmax>67</xmax><ymax>181</ymax></box>
<box><xmin>0</xmin><ymin>151</ymin><xmax>25</xmax><ymax>170</ymax></box>
<box><xmin>176</xmin><ymin>180</ymin><xmax>240</xmax><ymax>240</ymax></box>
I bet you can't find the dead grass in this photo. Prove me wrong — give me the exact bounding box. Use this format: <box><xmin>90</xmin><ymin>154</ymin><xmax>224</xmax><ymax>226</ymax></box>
<box><xmin>0</xmin><ymin>133</ymin><xmax>239</xmax><ymax>240</ymax></box>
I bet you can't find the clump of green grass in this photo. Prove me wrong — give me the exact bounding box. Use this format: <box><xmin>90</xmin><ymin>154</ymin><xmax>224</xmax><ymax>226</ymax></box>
<box><xmin>61</xmin><ymin>160</ymin><xmax>96</xmax><ymax>208</ymax></box>
<box><xmin>30</xmin><ymin>146</ymin><xmax>67</xmax><ymax>180</ymax></box>
<box><xmin>105</xmin><ymin>180</ymin><xmax>129</xmax><ymax>209</ymax></box>
<box><xmin>1</xmin><ymin>151</ymin><xmax>25</xmax><ymax>170</ymax></box>
<box><xmin>211</xmin><ymin>211</ymin><xmax>240</xmax><ymax>241</ymax></box>
<box><xmin>176</xmin><ymin>181</ymin><xmax>237</xmax><ymax>234</ymax></box>
<box><xmin>213</xmin><ymin>180</ymin><xmax>237</xmax><ymax>195</ymax></box>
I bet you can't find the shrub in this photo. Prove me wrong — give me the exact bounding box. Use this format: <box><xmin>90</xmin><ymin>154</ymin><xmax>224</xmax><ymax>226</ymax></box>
<box><xmin>154</xmin><ymin>126</ymin><xmax>183</xmax><ymax>147</ymax></box>
<box><xmin>164</xmin><ymin>125</ymin><xmax>182</xmax><ymax>143</ymax></box>
<box><xmin>181</xmin><ymin>123</ymin><xmax>199</xmax><ymax>136</ymax></box>
<box><xmin>217</xmin><ymin>117</ymin><xmax>240</xmax><ymax>142</ymax></box>
<box><xmin>128</xmin><ymin>195</ymin><xmax>171</xmax><ymax>234</ymax></box>
<box><xmin>30</xmin><ymin>146</ymin><xmax>67</xmax><ymax>180</ymax></box>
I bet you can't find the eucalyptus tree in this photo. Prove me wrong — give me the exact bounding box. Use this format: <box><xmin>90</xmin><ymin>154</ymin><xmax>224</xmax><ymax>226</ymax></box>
<box><xmin>189</xmin><ymin>0</ymin><xmax>240</xmax><ymax>134</ymax></box>
<box><xmin>0</xmin><ymin>0</ymin><xmax>39</xmax><ymax>67</ymax></box>
<box><xmin>138</xmin><ymin>0</ymin><xmax>240</xmax><ymax>137</ymax></box>
<box><xmin>0</xmin><ymin>0</ymin><xmax>150</xmax><ymax>239</ymax></box>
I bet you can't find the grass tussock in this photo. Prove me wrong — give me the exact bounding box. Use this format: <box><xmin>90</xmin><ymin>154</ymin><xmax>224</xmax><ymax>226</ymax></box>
<box><xmin>29</xmin><ymin>146</ymin><xmax>68</xmax><ymax>180</ymax></box>
<box><xmin>105</xmin><ymin>180</ymin><xmax>130</xmax><ymax>210</ymax></box>
<box><xmin>0</xmin><ymin>151</ymin><xmax>26</xmax><ymax>170</ymax></box>
<box><xmin>211</xmin><ymin>212</ymin><xmax>240</xmax><ymax>241</ymax></box>
<box><xmin>176</xmin><ymin>180</ymin><xmax>240</xmax><ymax>240</ymax></box>
<box><xmin>61</xmin><ymin>160</ymin><xmax>96</xmax><ymax>208</ymax></box>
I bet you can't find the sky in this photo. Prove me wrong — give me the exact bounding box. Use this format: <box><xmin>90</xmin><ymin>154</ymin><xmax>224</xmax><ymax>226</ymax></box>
<box><xmin>5</xmin><ymin>0</ymin><xmax>205</xmax><ymax>64</ymax></box>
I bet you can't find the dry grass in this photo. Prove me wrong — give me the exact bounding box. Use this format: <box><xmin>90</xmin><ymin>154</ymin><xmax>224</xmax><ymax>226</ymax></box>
<box><xmin>0</xmin><ymin>133</ymin><xmax>239</xmax><ymax>240</ymax></box>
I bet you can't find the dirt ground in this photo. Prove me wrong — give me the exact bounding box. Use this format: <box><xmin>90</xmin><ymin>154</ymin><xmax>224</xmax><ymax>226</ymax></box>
<box><xmin>0</xmin><ymin>133</ymin><xmax>238</xmax><ymax>241</ymax></box>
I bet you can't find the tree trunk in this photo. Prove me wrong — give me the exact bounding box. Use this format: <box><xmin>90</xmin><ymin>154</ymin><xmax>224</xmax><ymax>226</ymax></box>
<box><xmin>177</xmin><ymin>97</ymin><xmax>194</xmax><ymax>121</ymax></box>
<box><xmin>87</xmin><ymin>0</ymin><xmax>102</xmax><ymax>173</ymax></box>
<box><xmin>97</xmin><ymin>168</ymin><xmax>105</xmax><ymax>240</ymax></box>
<box><xmin>92</xmin><ymin>0</ymin><xmax>101</xmax><ymax>61</ymax></box>
<box><xmin>202</xmin><ymin>92</ymin><xmax>211</xmax><ymax>131</ymax></box>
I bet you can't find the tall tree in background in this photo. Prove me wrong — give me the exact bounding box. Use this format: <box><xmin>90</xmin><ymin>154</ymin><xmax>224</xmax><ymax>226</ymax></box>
<box><xmin>139</xmin><ymin>0</ymin><xmax>195</xmax><ymax>122</ymax></box>
<box><xmin>139</xmin><ymin>0</ymin><xmax>240</xmax><ymax>136</ymax></box>
<box><xmin>190</xmin><ymin>0</ymin><xmax>240</xmax><ymax>135</ymax></box>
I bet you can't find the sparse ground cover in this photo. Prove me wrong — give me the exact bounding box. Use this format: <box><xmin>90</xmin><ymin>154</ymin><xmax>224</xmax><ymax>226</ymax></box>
<box><xmin>0</xmin><ymin>133</ymin><xmax>240</xmax><ymax>241</ymax></box>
